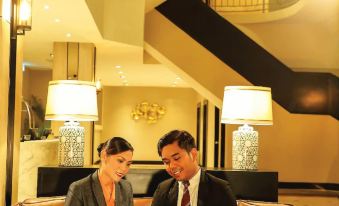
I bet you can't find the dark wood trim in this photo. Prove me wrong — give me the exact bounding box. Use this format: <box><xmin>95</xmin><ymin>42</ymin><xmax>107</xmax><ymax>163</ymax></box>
<box><xmin>93</xmin><ymin>160</ymin><xmax>163</xmax><ymax>165</ymax></box>
<box><xmin>132</xmin><ymin>160</ymin><xmax>163</xmax><ymax>165</ymax></box>
<box><xmin>66</xmin><ymin>42</ymin><xmax>69</xmax><ymax>79</ymax></box>
<box><xmin>202</xmin><ymin>100</ymin><xmax>208</xmax><ymax>167</ymax></box>
<box><xmin>279</xmin><ymin>182</ymin><xmax>339</xmax><ymax>191</ymax></box>
<box><xmin>91</xmin><ymin>122</ymin><xmax>95</xmax><ymax>165</ymax></box>
<box><xmin>93</xmin><ymin>47</ymin><xmax>97</xmax><ymax>81</ymax></box>
<box><xmin>220</xmin><ymin>123</ymin><xmax>226</xmax><ymax>168</ymax></box>
<box><xmin>196</xmin><ymin>102</ymin><xmax>201</xmax><ymax>150</ymax></box>
<box><xmin>91</xmin><ymin>47</ymin><xmax>97</xmax><ymax>164</ymax></box>
<box><xmin>214</xmin><ymin>106</ymin><xmax>220</xmax><ymax>167</ymax></box>
<box><xmin>76</xmin><ymin>42</ymin><xmax>79</xmax><ymax>79</ymax></box>
<box><xmin>6</xmin><ymin>20</ymin><xmax>18</xmax><ymax>205</ymax></box>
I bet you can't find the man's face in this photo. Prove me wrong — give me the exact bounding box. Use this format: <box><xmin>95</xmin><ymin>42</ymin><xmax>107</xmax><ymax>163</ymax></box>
<box><xmin>161</xmin><ymin>141</ymin><xmax>198</xmax><ymax>181</ymax></box>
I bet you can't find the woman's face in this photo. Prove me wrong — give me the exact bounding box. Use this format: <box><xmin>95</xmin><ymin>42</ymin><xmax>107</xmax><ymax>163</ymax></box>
<box><xmin>102</xmin><ymin>150</ymin><xmax>133</xmax><ymax>182</ymax></box>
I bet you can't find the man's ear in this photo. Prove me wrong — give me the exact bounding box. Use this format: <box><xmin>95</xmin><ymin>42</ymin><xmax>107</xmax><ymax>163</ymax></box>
<box><xmin>190</xmin><ymin>148</ymin><xmax>198</xmax><ymax>162</ymax></box>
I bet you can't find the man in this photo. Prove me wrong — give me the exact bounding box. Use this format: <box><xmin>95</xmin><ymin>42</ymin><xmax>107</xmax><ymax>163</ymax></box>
<box><xmin>152</xmin><ymin>130</ymin><xmax>237</xmax><ymax>206</ymax></box>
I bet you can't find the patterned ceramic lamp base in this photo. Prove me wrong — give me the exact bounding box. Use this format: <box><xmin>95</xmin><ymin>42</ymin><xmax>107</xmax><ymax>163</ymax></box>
<box><xmin>232</xmin><ymin>124</ymin><xmax>259</xmax><ymax>170</ymax></box>
<box><xmin>58</xmin><ymin>121</ymin><xmax>84</xmax><ymax>167</ymax></box>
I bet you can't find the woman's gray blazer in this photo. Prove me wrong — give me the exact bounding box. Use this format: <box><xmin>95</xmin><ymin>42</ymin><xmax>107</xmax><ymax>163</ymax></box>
<box><xmin>65</xmin><ymin>170</ymin><xmax>134</xmax><ymax>206</ymax></box>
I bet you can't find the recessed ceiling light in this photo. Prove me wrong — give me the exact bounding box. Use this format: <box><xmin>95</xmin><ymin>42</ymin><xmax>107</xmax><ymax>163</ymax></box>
<box><xmin>44</xmin><ymin>5</ymin><xmax>49</xmax><ymax>10</ymax></box>
<box><xmin>176</xmin><ymin>77</ymin><xmax>181</xmax><ymax>80</ymax></box>
<box><xmin>115</xmin><ymin>65</ymin><xmax>121</xmax><ymax>69</ymax></box>
<box><xmin>118</xmin><ymin>70</ymin><xmax>123</xmax><ymax>74</ymax></box>
<box><xmin>66</xmin><ymin>33</ymin><xmax>71</xmax><ymax>37</ymax></box>
<box><xmin>54</xmin><ymin>18</ymin><xmax>60</xmax><ymax>23</ymax></box>
<box><xmin>119</xmin><ymin>75</ymin><xmax>126</xmax><ymax>79</ymax></box>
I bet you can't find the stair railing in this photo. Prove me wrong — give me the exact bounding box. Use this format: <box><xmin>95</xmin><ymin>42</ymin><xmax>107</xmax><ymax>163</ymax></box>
<box><xmin>203</xmin><ymin>0</ymin><xmax>300</xmax><ymax>13</ymax></box>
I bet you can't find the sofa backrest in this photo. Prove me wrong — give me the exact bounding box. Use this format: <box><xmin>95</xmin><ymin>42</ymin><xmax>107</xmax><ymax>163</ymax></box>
<box><xmin>15</xmin><ymin>197</ymin><xmax>293</xmax><ymax>206</ymax></box>
<box><xmin>14</xmin><ymin>197</ymin><xmax>153</xmax><ymax>206</ymax></box>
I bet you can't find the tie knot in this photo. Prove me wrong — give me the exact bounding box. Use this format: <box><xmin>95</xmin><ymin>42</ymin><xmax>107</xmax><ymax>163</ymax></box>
<box><xmin>183</xmin><ymin>181</ymin><xmax>190</xmax><ymax>188</ymax></box>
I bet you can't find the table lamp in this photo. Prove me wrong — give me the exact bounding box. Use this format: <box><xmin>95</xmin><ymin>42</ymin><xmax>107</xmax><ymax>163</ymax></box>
<box><xmin>45</xmin><ymin>80</ymin><xmax>98</xmax><ymax>167</ymax></box>
<box><xmin>221</xmin><ymin>86</ymin><xmax>273</xmax><ymax>170</ymax></box>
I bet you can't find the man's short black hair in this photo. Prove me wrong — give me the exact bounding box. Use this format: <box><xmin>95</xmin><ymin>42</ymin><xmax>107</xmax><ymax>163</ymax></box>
<box><xmin>157</xmin><ymin>130</ymin><xmax>196</xmax><ymax>156</ymax></box>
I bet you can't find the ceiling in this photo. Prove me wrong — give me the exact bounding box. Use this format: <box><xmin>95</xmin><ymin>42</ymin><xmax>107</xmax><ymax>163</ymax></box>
<box><xmin>23</xmin><ymin>0</ymin><xmax>339</xmax><ymax>88</ymax></box>
<box><xmin>23</xmin><ymin>0</ymin><xmax>186</xmax><ymax>87</ymax></box>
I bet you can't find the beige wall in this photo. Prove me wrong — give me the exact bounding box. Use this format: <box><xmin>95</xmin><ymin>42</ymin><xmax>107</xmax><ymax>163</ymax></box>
<box><xmin>22</xmin><ymin>68</ymin><xmax>52</xmax><ymax>110</ymax></box>
<box><xmin>22</xmin><ymin>68</ymin><xmax>52</xmax><ymax>130</ymax></box>
<box><xmin>145</xmin><ymin>10</ymin><xmax>339</xmax><ymax>183</ymax></box>
<box><xmin>0</xmin><ymin>12</ymin><xmax>10</xmax><ymax>205</ymax></box>
<box><xmin>101</xmin><ymin>86</ymin><xmax>201</xmax><ymax>161</ymax></box>
<box><xmin>226</xmin><ymin>102</ymin><xmax>339</xmax><ymax>183</ymax></box>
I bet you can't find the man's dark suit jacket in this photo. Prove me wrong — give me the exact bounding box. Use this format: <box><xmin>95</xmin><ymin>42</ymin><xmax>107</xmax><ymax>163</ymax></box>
<box><xmin>151</xmin><ymin>170</ymin><xmax>237</xmax><ymax>206</ymax></box>
<box><xmin>64</xmin><ymin>170</ymin><xmax>133</xmax><ymax>206</ymax></box>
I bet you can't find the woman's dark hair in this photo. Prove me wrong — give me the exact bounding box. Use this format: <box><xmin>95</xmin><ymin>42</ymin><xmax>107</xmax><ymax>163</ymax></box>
<box><xmin>157</xmin><ymin>130</ymin><xmax>196</xmax><ymax>156</ymax></box>
<box><xmin>97</xmin><ymin>137</ymin><xmax>134</xmax><ymax>160</ymax></box>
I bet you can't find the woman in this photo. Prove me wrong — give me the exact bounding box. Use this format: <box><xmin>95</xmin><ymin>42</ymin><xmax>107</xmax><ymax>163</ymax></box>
<box><xmin>65</xmin><ymin>137</ymin><xmax>134</xmax><ymax>206</ymax></box>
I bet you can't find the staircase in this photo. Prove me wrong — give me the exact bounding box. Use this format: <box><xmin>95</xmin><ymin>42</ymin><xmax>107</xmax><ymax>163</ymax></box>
<box><xmin>147</xmin><ymin>0</ymin><xmax>338</xmax><ymax>119</ymax></box>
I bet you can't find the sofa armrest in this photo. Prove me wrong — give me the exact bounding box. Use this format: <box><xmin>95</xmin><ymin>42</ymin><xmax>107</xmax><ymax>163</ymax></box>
<box><xmin>14</xmin><ymin>196</ymin><xmax>66</xmax><ymax>206</ymax></box>
<box><xmin>134</xmin><ymin>197</ymin><xmax>153</xmax><ymax>206</ymax></box>
<box><xmin>237</xmin><ymin>200</ymin><xmax>293</xmax><ymax>206</ymax></box>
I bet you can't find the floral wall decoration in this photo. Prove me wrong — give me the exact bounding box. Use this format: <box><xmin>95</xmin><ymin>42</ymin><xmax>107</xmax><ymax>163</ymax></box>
<box><xmin>131</xmin><ymin>101</ymin><xmax>166</xmax><ymax>124</ymax></box>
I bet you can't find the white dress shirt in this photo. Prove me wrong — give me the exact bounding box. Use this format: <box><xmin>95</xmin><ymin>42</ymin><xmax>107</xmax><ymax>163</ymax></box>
<box><xmin>177</xmin><ymin>168</ymin><xmax>201</xmax><ymax>206</ymax></box>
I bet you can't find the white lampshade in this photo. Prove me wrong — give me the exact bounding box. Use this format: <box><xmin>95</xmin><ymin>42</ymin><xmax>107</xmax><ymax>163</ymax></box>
<box><xmin>221</xmin><ymin>86</ymin><xmax>273</xmax><ymax>125</ymax></box>
<box><xmin>45</xmin><ymin>80</ymin><xmax>98</xmax><ymax>121</ymax></box>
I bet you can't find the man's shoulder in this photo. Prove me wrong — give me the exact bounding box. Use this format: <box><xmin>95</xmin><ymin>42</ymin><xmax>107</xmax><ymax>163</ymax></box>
<box><xmin>158</xmin><ymin>177</ymin><xmax>176</xmax><ymax>188</ymax></box>
<box><xmin>205</xmin><ymin>172</ymin><xmax>229</xmax><ymax>184</ymax></box>
<box><xmin>201</xmin><ymin>171</ymin><xmax>237</xmax><ymax>205</ymax></box>
<box><xmin>203</xmin><ymin>171</ymin><xmax>231</xmax><ymax>187</ymax></box>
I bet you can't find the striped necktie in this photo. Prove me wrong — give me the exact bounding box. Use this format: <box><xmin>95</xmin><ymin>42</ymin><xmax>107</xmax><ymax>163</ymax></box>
<box><xmin>181</xmin><ymin>181</ymin><xmax>190</xmax><ymax>206</ymax></box>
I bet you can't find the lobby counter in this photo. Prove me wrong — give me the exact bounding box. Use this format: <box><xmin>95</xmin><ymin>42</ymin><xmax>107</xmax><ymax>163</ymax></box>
<box><xmin>18</xmin><ymin>139</ymin><xmax>59</xmax><ymax>201</ymax></box>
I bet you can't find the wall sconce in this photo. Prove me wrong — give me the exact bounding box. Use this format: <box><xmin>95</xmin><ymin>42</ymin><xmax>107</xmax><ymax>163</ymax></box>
<box><xmin>95</xmin><ymin>79</ymin><xmax>102</xmax><ymax>94</ymax></box>
<box><xmin>11</xmin><ymin>0</ymin><xmax>32</xmax><ymax>38</ymax></box>
<box><xmin>2</xmin><ymin>0</ymin><xmax>11</xmax><ymax>22</ymax></box>
<box><xmin>131</xmin><ymin>101</ymin><xmax>166</xmax><ymax>124</ymax></box>
<box><xmin>221</xmin><ymin>86</ymin><xmax>273</xmax><ymax>170</ymax></box>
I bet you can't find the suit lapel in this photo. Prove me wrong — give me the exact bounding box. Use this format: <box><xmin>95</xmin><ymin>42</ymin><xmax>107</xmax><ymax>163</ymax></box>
<box><xmin>168</xmin><ymin>181</ymin><xmax>179</xmax><ymax>206</ymax></box>
<box><xmin>197</xmin><ymin>170</ymin><xmax>209</xmax><ymax>206</ymax></box>
<box><xmin>115</xmin><ymin>181</ymin><xmax>122</xmax><ymax>205</ymax></box>
<box><xmin>92</xmin><ymin>170</ymin><xmax>107</xmax><ymax>206</ymax></box>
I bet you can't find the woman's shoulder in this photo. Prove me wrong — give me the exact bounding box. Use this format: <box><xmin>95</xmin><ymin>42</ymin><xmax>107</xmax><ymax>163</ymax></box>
<box><xmin>118</xmin><ymin>178</ymin><xmax>134</xmax><ymax>193</ymax></box>
<box><xmin>119</xmin><ymin>178</ymin><xmax>132</xmax><ymax>187</ymax></box>
<box><xmin>69</xmin><ymin>173</ymin><xmax>92</xmax><ymax>189</ymax></box>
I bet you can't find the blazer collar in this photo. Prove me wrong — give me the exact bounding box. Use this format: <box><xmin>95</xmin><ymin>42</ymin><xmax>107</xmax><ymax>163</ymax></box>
<box><xmin>92</xmin><ymin>170</ymin><xmax>107</xmax><ymax>206</ymax></box>
<box><xmin>197</xmin><ymin>170</ymin><xmax>209</xmax><ymax>206</ymax></box>
<box><xmin>168</xmin><ymin>180</ymin><xmax>179</xmax><ymax>205</ymax></box>
<box><xmin>115</xmin><ymin>180</ymin><xmax>122</xmax><ymax>205</ymax></box>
